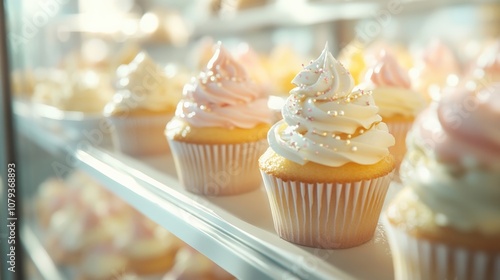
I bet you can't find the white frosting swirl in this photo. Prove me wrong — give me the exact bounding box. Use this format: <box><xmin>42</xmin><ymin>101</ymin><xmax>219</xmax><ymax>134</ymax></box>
<box><xmin>105</xmin><ymin>52</ymin><xmax>177</xmax><ymax>114</ymax></box>
<box><xmin>268</xmin><ymin>43</ymin><xmax>395</xmax><ymax>167</ymax></box>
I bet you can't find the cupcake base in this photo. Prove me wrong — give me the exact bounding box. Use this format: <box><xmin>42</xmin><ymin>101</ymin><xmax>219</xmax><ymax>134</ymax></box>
<box><xmin>260</xmin><ymin>170</ymin><xmax>394</xmax><ymax>249</ymax></box>
<box><xmin>385</xmin><ymin>219</ymin><xmax>500</xmax><ymax>280</ymax></box>
<box><xmin>167</xmin><ymin>138</ymin><xmax>268</xmax><ymax>196</ymax></box>
<box><xmin>107</xmin><ymin>114</ymin><xmax>173</xmax><ymax>156</ymax></box>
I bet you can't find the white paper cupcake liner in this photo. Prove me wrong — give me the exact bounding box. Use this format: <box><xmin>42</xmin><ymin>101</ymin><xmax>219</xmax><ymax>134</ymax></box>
<box><xmin>260</xmin><ymin>171</ymin><xmax>394</xmax><ymax>248</ymax></box>
<box><xmin>386</xmin><ymin>121</ymin><xmax>414</xmax><ymax>167</ymax></box>
<box><xmin>168</xmin><ymin>139</ymin><xmax>268</xmax><ymax>196</ymax></box>
<box><xmin>385</xmin><ymin>222</ymin><xmax>500</xmax><ymax>280</ymax></box>
<box><xmin>107</xmin><ymin>114</ymin><xmax>173</xmax><ymax>156</ymax></box>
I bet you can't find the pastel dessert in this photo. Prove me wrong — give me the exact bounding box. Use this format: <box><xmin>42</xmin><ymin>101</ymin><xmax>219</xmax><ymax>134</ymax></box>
<box><xmin>166</xmin><ymin>42</ymin><xmax>273</xmax><ymax>195</ymax></box>
<box><xmin>266</xmin><ymin>44</ymin><xmax>308</xmax><ymax>96</ymax></box>
<box><xmin>104</xmin><ymin>51</ymin><xmax>179</xmax><ymax>156</ymax></box>
<box><xmin>259</xmin><ymin>43</ymin><xmax>395</xmax><ymax>249</ymax></box>
<box><xmin>32</xmin><ymin>69</ymin><xmax>113</xmax><ymax>113</ymax></box>
<box><xmin>358</xmin><ymin>51</ymin><xmax>427</xmax><ymax>167</ymax></box>
<box><xmin>118</xmin><ymin>214</ymin><xmax>183</xmax><ymax>276</ymax></box>
<box><xmin>385</xmin><ymin>83</ymin><xmax>500</xmax><ymax>279</ymax></box>
<box><xmin>337</xmin><ymin>39</ymin><xmax>367</xmax><ymax>85</ymax></box>
<box><xmin>466</xmin><ymin>39</ymin><xmax>500</xmax><ymax>88</ymax></box>
<box><xmin>410</xmin><ymin>39</ymin><xmax>461</xmax><ymax>103</ymax></box>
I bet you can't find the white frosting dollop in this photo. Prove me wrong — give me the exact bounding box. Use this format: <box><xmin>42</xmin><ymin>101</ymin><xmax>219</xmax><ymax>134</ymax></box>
<box><xmin>268</xmin><ymin>43</ymin><xmax>395</xmax><ymax>167</ymax></box>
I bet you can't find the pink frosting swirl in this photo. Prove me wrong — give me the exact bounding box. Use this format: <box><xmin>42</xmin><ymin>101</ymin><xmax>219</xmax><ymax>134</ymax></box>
<box><xmin>365</xmin><ymin>51</ymin><xmax>411</xmax><ymax>88</ymax></box>
<box><xmin>175</xmin><ymin>43</ymin><xmax>273</xmax><ymax>129</ymax></box>
<box><xmin>473</xmin><ymin>40</ymin><xmax>500</xmax><ymax>79</ymax></box>
<box><xmin>416</xmin><ymin>83</ymin><xmax>500</xmax><ymax>168</ymax></box>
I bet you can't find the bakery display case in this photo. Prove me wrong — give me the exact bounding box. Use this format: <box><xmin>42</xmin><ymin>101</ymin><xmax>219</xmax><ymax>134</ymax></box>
<box><xmin>1</xmin><ymin>0</ymin><xmax>499</xmax><ymax>279</ymax></box>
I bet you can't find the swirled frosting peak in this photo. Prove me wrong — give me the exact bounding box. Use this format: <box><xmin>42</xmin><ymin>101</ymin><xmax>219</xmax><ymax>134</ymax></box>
<box><xmin>104</xmin><ymin>51</ymin><xmax>178</xmax><ymax>114</ymax></box>
<box><xmin>268</xmin><ymin>43</ymin><xmax>395</xmax><ymax>167</ymax></box>
<box><xmin>290</xmin><ymin>42</ymin><xmax>354</xmax><ymax>100</ymax></box>
<box><xmin>366</xmin><ymin>51</ymin><xmax>411</xmax><ymax>89</ymax></box>
<box><xmin>175</xmin><ymin>42</ymin><xmax>272</xmax><ymax>129</ymax></box>
<box><xmin>359</xmin><ymin>51</ymin><xmax>426</xmax><ymax>118</ymax></box>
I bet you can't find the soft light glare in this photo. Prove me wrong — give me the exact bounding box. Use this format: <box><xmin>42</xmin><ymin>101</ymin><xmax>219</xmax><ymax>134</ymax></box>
<box><xmin>140</xmin><ymin>12</ymin><xmax>160</xmax><ymax>34</ymax></box>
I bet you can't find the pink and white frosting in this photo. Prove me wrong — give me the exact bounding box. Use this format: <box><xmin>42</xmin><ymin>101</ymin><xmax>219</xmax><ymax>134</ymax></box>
<box><xmin>359</xmin><ymin>51</ymin><xmax>426</xmax><ymax>118</ymax></box>
<box><xmin>267</xmin><ymin>43</ymin><xmax>395</xmax><ymax>167</ymax></box>
<box><xmin>174</xmin><ymin>43</ymin><xmax>273</xmax><ymax>129</ymax></box>
<box><xmin>469</xmin><ymin>39</ymin><xmax>500</xmax><ymax>84</ymax></box>
<box><xmin>402</xmin><ymin>83</ymin><xmax>500</xmax><ymax>234</ymax></box>
<box><xmin>410</xmin><ymin>39</ymin><xmax>461</xmax><ymax>100</ymax></box>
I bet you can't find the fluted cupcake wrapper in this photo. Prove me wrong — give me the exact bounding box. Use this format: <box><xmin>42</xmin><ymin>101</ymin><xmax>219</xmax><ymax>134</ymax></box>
<box><xmin>385</xmin><ymin>223</ymin><xmax>500</xmax><ymax>280</ymax></box>
<box><xmin>260</xmin><ymin>171</ymin><xmax>394</xmax><ymax>249</ymax></box>
<box><xmin>167</xmin><ymin>139</ymin><xmax>268</xmax><ymax>196</ymax></box>
<box><xmin>107</xmin><ymin>114</ymin><xmax>174</xmax><ymax>156</ymax></box>
<box><xmin>386</xmin><ymin>121</ymin><xmax>413</xmax><ymax>168</ymax></box>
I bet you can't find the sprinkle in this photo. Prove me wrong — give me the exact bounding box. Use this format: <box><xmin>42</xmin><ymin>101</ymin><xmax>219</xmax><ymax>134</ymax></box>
<box><xmin>346</xmin><ymin>140</ymin><xmax>351</xmax><ymax>145</ymax></box>
<box><xmin>327</xmin><ymin>110</ymin><xmax>338</xmax><ymax>116</ymax></box>
<box><xmin>347</xmin><ymin>134</ymin><xmax>352</xmax><ymax>139</ymax></box>
<box><xmin>339</xmin><ymin>111</ymin><xmax>345</xmax><ymax>116</ymax></box>
<box><xmin>359</xmin><ymin>129</ymin><xmax>365</xmax><ymax>134</ymax></box>
<box><xmin>210</xmin><ymin>76</ymin><xmax>216</xmax><ymax>82</ymax></box>
<box><xmin>351</xmin><ymin>146</ymin><xmax>358</xmax><ymax>152</ymax></box>
<box><xmin>335</xmin><ymin>136</ymin><xmax>341</xmax><ymax>140</ymax></box>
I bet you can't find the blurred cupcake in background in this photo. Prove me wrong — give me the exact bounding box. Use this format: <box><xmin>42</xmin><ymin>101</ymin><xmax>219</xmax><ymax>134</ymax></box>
<box><xmin>410</xmin><ymin>39</ymin><xmax>461</xmax><ymax>103</ymax></box>
<box><xmin>337</xmin><ymin>39</ymin><xmax>367</xmax><ymax>85</ymax></box>
<box><xmin>357</xmin><ymin>51</ymin><xmax>427</xmax><ymax>168</ymax></box>
<box><xmin>465</xmin><ymin>38</ymin><xmax>500</xmax><ymax>89</ymax></box>
<box><xmin>117</xmin><ymin>214</ymin><xmax>183</xmax><ymax>277</ymax></box>
<box><xmin>166</xmin><ymin>42</ymin><xmax>273</xmax><ymax>196</ymax></box>
<box><xmin>385</xmin><ymin>83</ymin><xmax>500</xmax><ymax>280</ymax></box>
<box><xmin>104</xmin><ymin>51</ymin><xmax>181</xmax><ymax>156</ymax></box>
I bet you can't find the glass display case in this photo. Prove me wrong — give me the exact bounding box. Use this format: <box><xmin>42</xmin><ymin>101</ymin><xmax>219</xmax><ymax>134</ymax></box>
<box><xmin>1</xmin><ymin>0</ymin><xmax>499</xmax><ymax>279</ymax></box>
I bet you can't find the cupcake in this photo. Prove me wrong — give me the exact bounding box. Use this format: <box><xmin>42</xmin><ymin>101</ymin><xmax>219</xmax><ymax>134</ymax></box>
<box><xmin>337</xmin><ymin>39</ymin><xmax>367</xmax><ymax>85</ymax></box>
<box><xmin>358</xmin><ymin>51</ymin><xmax>427</xmax><ymax>167</ymax></box>
<box><xmin>259</xmin><ymin>43</ymin><xmax>396</xmax><ymax>249</ymax></box>
<box><xmin>104</xmin><ymin>51</ymin><xmax>179</xmax><ymax>156</ymax></box>
<box><xmin>117</xmin><ymin>213</ymin><xmax>183</xmax><ymax>276</ymax></box>
<box><xmin>466</xmin><ymin>39</ymin><xmax>500</xmax><ymax>88</ymax></box>
<box><xmin>385</xmin><ymin>83</ymin><xmax>500</xmax><ymax>279</ymax></box>
<box><xmin>166</xmin><ymin>43</ymin><xmax>273</xmax><ymax>196</ymax></box>
<box><xmin>410</xmin><ymin>39</ymin><xmax>461</xmax><ymax>103</ymax></box>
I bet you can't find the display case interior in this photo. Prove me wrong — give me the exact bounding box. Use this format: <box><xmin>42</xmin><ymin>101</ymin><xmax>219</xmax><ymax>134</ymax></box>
<box><xmin>2</xmin><ymin>0</ymin><xmax>500</xmax><ymax>279</ymax></box>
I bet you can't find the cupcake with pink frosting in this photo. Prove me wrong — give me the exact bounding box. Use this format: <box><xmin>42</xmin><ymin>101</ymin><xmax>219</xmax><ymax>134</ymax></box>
<box><xmin>358</xmin><ymin>51</ymin><xmax>427</xmax><ymax>167</ymax></box>
<box><xmin>385</xmin><ymin>83</ymin><xmax>500</xmax><ymax>279</ymax></box>
<box><xmin>466</xmin><ymin>39</ymin><xmax>500</xmax><ymax>89</ymax></box>
<box><xmin>410</xmin><ymin>39</ymin><xmax>461</xmax><ymax>103</ymax></box>
<box><xmin>166</xmin><ymin>42</ymin><xmax>273</xmax><ymax>196</ymax></box>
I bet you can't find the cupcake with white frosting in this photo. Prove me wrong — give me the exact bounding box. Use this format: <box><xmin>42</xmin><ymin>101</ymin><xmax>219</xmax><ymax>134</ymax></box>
<box><xmin>104</xmin><ymin>51</ymin><xmax>180</xmax><ymax>156</ymax></box>
<box><xmin>259</xmin><ymin>43</ymin><xmax>395</xmax><ymax>249</ymax></box>
<box><xmin>385</xmin><ymin>83</ymin><xmax>500</xmax><ymax>279</ymax></box>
